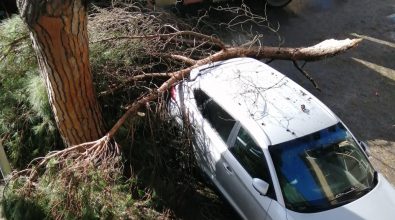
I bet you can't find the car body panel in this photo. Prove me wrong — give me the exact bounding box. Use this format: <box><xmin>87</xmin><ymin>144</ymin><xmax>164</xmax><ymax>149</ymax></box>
<box><xmin>177</xmin><ymin>84</ymin><xmax>275</xmax><ymax>219</ymax></box>
<box><xmin>216</xmin><ymin>150</ymin><xmax>272</xmax><ymax>219</ymax></box>
<box><xmin>285</xmin><ymin>174</ymin><xmax>395</xmax><ymax>220</ymax></box>
<box><xmin>191</xmin><ymin>58</ymin><xmax>338</xmax><ymax>145</ymax></box>
<box><xmin>267</xmin><ymin>200</ymin><xmax>288</xmax><ymax>220</ymax></box>
<box><xmin>181</xmin><ymin>87</ymin><xmax>227</xmax><ymax>176</ymax></box>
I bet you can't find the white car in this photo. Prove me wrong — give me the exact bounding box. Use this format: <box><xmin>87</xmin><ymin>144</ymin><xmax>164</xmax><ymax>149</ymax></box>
<box><xmin>169</xmin><ymin>58</ymin><xmax>395</xmax><ymax>220</ymax></box>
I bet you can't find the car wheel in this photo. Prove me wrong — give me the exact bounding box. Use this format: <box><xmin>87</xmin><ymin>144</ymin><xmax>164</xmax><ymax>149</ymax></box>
<box><xmin>174</xmin><ymin>0</ymin><xmax>185</xmax><ymax>11</ymax></box>
<box><xmin>266</xmin><ymin>0</ymin><xmax>292</xmax><ymax>8</ymax></box>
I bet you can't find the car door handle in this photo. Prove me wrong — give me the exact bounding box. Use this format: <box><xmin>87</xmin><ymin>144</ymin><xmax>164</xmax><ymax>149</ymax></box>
<box><xmin>223</xmin><ymin>163</ymin><xmax>233</xmax><ymax>174</ymax></box>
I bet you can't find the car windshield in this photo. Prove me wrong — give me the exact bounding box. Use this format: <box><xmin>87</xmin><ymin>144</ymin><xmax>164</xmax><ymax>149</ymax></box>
<box><xmin>269</xmin><ymin>123</ymin><xmax>376</xmax><ymax>213</ymax></box>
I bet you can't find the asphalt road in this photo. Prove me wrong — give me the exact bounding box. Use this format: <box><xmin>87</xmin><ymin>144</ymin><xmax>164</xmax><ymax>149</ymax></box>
<box><xmin>227</xmin><ymin>0</ymin><xmax>395</xmax><ymax>184</ymax></box>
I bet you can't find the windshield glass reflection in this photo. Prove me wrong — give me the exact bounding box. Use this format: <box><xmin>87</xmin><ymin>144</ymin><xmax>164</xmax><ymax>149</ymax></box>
<box><xmin>269</xmin><ymin>123</ymin><xmax>376</xmax><ymax>213</ymax></box>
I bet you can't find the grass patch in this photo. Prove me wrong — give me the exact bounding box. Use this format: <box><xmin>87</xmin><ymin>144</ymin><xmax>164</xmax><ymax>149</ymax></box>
<box><xmin>0</xmin><ymin>16</ymin><xmax>62</xmax><ymax>169</ymax></box>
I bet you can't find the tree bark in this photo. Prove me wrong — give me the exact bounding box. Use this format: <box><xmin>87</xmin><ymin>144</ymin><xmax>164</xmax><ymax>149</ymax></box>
<box><xmin>17</xmin><ymin>0</ymin><xmax>106</xmax><ymax>146</ymax></box>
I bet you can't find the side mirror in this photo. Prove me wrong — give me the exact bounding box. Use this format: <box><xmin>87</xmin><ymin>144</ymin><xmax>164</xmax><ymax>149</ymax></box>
<box><xmin>359</xmin><ymin>141</ymin><xmax>371</xmax><ymax>157</ymax></box>
<box><xmin>252</xmin><ymin>178</ymin><xmax>269</xmax><ymax>196</ymax></box>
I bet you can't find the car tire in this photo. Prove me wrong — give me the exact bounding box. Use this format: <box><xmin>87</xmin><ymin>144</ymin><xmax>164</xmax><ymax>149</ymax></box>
<box><xmin>174</xmin><ymin>0</ymin><xmax>186</xmax><ymax>14</ymax></box>
<box><xmin>266</xmin><ymin>0</ymin><xmax>292</xmax><ymax>8</ymax></box>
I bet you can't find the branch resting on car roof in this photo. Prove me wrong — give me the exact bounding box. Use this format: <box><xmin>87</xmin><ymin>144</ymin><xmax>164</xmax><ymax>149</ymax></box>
<box><xmin>99</xmin><ymin>37</ymin><xmax>361</xmax><ymax>96</ymax></box>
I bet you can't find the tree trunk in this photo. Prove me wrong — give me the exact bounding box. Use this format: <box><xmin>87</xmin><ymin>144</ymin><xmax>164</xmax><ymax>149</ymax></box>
<box><xmin>17</xmin><ymin>0</ymin><xmax>106</xmax><ymax>146</ymax></box>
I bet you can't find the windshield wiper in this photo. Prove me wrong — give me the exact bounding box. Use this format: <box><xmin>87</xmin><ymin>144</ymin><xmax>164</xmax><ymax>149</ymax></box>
<box><xmin>331</xmin><ymin>183</ymin><xmax>375</xmax><ymax>203</ymax></box>
<box><xmin>333</xmin><ymin>186</ymin><xmax>358</xmax><ymax>200</ymax></box>
<box><xmin>328</xmin><ymin>187</ymin><xmax>359</xmax><ymax>204</ymax></box>
<box><xmin>333</xmin><ymin>171</ymin><xmax>377</xmax><ymax>201</ymax></box>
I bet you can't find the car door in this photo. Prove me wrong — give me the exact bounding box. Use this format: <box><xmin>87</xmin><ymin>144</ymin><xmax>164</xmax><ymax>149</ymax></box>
<box><xmin>183</xmin><ymin>88</ymin><xmax>235</xmax><ymax>178</ymax></box>
<box><xmin>184</xmin><ymin>88</ymin><xmax>276</xmax><ymax>219</ymax></box>
<box><xmin>216</xmin><ymin>125</ymin><xmax>276</xmax><ymax>220</ymax></box>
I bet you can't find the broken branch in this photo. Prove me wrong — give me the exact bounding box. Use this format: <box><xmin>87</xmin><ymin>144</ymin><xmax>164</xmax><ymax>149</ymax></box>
<box><xmin>222</xmin><ymin>38</ymin><xmax>363</xmax><ymax>61</ymax></box>
<box><xmin>293</xmin><ymin>61</ymin><xmax>321</xmax><ymax>91</ymax></box>
<box><xmin>99</xmin><ymin>38</ymin><xmax>361</xmax><ymax>97</ymax></box>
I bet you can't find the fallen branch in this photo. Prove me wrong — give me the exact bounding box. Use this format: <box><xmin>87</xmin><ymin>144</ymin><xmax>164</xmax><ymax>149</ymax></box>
<box><xmin>99</xmin><ymin>38</ymin><xmax>362</xmax><ymax>96</ymax></box>
<box><xmin>219</xmin><ymin>38</ymin><xmax>363</xmax><ymax>61</ymax></box>
<box><xmin>9</xmin><ymin>37</ymin><xmax>362</xmax><ymax>200</ymax></box>
<box><xmin>106</xmin><ymin>38</ymin><xmax>363</xmax><ymax>135</ymax></box>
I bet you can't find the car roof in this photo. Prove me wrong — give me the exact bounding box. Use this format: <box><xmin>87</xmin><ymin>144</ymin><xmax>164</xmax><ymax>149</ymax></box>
<box><xmin>189</xmin><ymin>58</ymin><xmax>339</xmax><ymax>146</ymax></box>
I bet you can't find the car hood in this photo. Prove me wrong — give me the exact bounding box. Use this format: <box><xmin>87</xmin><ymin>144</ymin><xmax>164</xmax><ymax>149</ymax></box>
<box><xmin>285</xmin><ymin>173</ymin><xmax>395</xmax><ymax>220</ymax></box>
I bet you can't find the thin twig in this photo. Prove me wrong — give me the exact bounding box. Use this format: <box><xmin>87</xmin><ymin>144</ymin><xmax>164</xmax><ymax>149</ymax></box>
<box><xmin>293</xmin><ymin>61</ymin><xmax>321</xmax><ymax>91</ymax></box>
<box><xmin>92</xmin><ymin>31</ymin><xmax>227</xmax><ymax>50</ymax></box>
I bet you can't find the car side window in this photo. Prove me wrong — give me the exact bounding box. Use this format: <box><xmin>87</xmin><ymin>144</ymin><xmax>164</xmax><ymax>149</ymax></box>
<box><xmin>230</xmin><ymin>126</ymin><xmax>275</xmax><ymax>199</ymax></box>
<box><xmin>194</xmin><ymin>89</ymin><xmax>236</xmax><ymax>143</ymax></box>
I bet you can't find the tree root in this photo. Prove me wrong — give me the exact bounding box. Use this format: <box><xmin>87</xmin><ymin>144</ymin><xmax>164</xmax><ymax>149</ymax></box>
<box><xmin>25</xmin><ymin>136</ymin><xmax>114</xmax><ymax>166</ymax></box>
<box><xmin>5</xmin><ymin>135</ymin><xmax>124</xmax><ymax>219</ymax></box>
